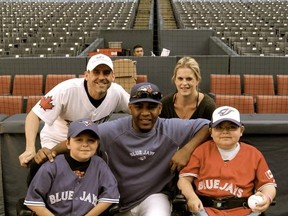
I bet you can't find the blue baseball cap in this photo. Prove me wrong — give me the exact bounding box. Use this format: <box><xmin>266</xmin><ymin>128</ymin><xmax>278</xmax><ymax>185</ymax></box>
<box><xmin>68</xmin><ymin>119</ymin><xmax>99</xmax><ymax>138</ymax></box>
<box><xmin>129</xmin><ymin>82</ymin><xmax>163</xmax><ymax>104</ymax></box>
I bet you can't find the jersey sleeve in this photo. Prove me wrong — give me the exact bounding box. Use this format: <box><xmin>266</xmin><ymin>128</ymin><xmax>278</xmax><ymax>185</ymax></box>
<box><xmin>254</xmin><ymin>154</ymin><xmax>277</xmax><ymax>191</ymax></box>
<box><xmin>24</xmin><ymin>162</ymin><xmax>55</xmax><ymax>207</ymax></box>
<box><xmin>172</xmin><ymin>118</ymin><xmax>210</xmax><ymax>148</ymax></box>
<box><xmin>32</xmin><ymin>84</ymin><xmax>68</xmax><ymax>125</ymax></box>
<box><xmin>96</xmin><ymin>158</ymin><xmax>120</xmax><ymax>203</ymax></box>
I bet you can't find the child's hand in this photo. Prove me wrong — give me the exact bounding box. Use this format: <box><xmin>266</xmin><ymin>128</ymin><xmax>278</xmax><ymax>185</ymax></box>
<box><xmin>187</xmin><ymin>196</ymin><xmax>204</xmax><ymax>213</ymax></box>
<box><xmin>250</xmin><ymin>192</ymin><xmax>271</xmax><ymax>213</ymax></box>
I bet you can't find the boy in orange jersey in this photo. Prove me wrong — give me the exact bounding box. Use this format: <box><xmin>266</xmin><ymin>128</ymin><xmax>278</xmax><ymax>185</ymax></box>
<box><xmin>178</xmin><ymin>106</ymin><xmax>276</xmax><ymax>216</ymax></box>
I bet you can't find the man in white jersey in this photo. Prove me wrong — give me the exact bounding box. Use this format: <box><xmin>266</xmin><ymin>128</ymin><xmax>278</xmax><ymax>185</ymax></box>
<box><xmin>19</xmin><ymin>54</ymin><xmax>130</xmax><ymax>167</ymax></box>
<box><xmin>34</xmin><ymin>82</ymin><xmax>210</xmax><ymax>215</ymax></box>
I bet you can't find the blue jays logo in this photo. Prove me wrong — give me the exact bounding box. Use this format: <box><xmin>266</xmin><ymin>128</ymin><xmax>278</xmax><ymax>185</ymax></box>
<box><xmin>138</xmin><ymin>85</ymin><xmax>153</xmax><ymax>93</ymax></box>
<box><xmin>80</xmin><ymin>120</ymin><xmax>94</xmax><ymax>127</ymax></box>
<box><xmin>218</xmin><ymin>108</ymin><xmax>234</xmax><ymax>116</ymax></box>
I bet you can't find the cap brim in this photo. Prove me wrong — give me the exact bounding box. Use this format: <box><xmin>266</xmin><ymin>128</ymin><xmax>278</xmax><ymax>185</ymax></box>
<box><xmin>88</xmin><ymin>63</ymin><xmax>113</xmax><ymax>71</ymax></box>
<box><xmin>69</xmin><ymin>129</ymin><xmax>99</xmax><ymax>138</ymax></box>
<box><xmin>211</xmin><ymin>119</ymin><xmax>242</xmax><ymax>127</ymax></box>
<box><xmin>129</xmin><ymin>98</ymin><xmax>162</xmax><ymax>104</ymax></box>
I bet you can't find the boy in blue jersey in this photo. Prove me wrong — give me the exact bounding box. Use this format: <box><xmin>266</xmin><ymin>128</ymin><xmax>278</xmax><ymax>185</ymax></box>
<box><xmin>24</xmin><ymin>119</ymin><xmax>119</xmax><ymax>216</ymax></box>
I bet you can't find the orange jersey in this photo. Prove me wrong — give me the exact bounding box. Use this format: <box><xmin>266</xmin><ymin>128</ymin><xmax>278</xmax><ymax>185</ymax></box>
<box><xmin>180</xmin><ymin>140</ymin><xmax>276</xmax><ymax>216</ymax></box>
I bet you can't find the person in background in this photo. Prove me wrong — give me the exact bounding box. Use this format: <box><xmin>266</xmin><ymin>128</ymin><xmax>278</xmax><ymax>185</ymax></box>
<box><xmin>19</xmin><ymin>53</ymin><xmax>130</xmax><ymax>168</ymax></box>
<box><xmin>178</xmin><ymin>106</ymin><xmax>277</xmax><ymax>216</ymax></box>
<box><xmin>24</xmin><ymin>119</ymin><xmax>119</xmax><ymax>216</ymax></box>
<box><xmin>132</xmin><ymin>44</ymin><xmax>144</xmax><ymax>57</ymax></box>
<box><xmin>160</xmin><ymin>56</ymin><xmax>216</xmax><ymax>120</ymax></box>
<box><xmin>34</xmin><ymin>82</ymin><xmax>210</xmax><ymax>216</ymax></box>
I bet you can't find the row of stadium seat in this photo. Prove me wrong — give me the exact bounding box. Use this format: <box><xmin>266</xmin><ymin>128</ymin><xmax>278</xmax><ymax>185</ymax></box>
<box><xmin>214</xmin><ymin>94</ymin><xmax>288</xmax><ymax>114</ymax></box>
<box><xmin>3</xmin><ymin>0</ymin><xmax>288</xmax><ymax>57</ymax></box>
<box><xmin>0</xmin><ymin>1</ymin><xmax>136</xmax><ymax>57</ymax></box>
<box><xmin>1</xmin><ymin>93</ymin><xmax>288</xmax><ymax>116</ymax></box>
<box><xmin>2</xmin><ymin>73</ymin><xmax>286</xmax><ymax>98</ymax></box>
<box><xmin>0</xmin><ymin>95</ymin><xmax>41</xmax><ymax>115</ymax></box>
<box><xmin>173</xmin><ymin>0</ymin><xmax>288</xmax><ymax>56</ymax></box>
<box><xmin>209</xmin><ymin>74</ymin><xmax>288</xmax><ymax>113</ymax></box>
<box><xmin>0</xmin><ymin>73</ymin><xmax>147</xmax><ymax>97</ymax></box>
<box><xmin>0</xmin><ymin>74</ymin><xmax>77</xmax><ymax>96</ymax></box>
<box><xmin>209</xmin><ymin>74</ymin><xmax>288</xmax><ymax>97</ymax></box>
<box><xmin>0</xmin><ymin>58</ymin><xmax>147</xmax><ymax>97</ymax></box>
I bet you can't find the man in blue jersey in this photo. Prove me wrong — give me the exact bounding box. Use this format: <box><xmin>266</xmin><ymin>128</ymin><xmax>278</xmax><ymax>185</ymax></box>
<box><xmin>34</xmin><ymin>82</ymin><xmax>210</xmax><ymax>216</ymax></box>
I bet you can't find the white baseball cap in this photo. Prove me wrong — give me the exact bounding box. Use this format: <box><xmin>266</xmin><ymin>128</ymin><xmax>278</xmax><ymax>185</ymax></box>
<box><xmin>211</xmin><ymin>106</ymin><xmax>242</xmax><ymax>127</ymax></box>
<box><xmin>86</xmin><ymin>54</ymin><xmax>114</xmax><ymax>71</ymax></box>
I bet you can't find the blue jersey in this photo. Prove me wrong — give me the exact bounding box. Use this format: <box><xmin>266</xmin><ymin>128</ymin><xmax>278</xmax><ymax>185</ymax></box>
<box><xmin>98</xmin><ymin>116</ymin><xmax>209</xmax><ymax>211</ymax></box>
<box><xmin>24</xmin><ymin>155</ymin><xmax>119</xmax><ymax>215</ymax></box>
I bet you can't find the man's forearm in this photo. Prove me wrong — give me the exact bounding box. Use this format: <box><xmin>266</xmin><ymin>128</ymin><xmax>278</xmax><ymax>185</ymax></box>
<box><xmin>25</xmin><ymin>111</ymin><xmax>41</xmax><ymax>151</ymax></box>
<box><xmin>170</xmin><ymin>125</ymin><xmax>210</xmax><ymax>171</ymax></box>
<box><xmin>51</xmin><ymin>140</ymin><xmax>69</xmax><ymax>155</ymax></box>
<box><xmin>34</xmin><ymin>140</ymin><xmax>68</xmax><ymax>164</ymax></box>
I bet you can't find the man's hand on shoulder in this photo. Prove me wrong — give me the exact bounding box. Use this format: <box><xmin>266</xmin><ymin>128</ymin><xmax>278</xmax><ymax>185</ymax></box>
<box><xmin>34</xmin><ymin>147</ymin><xmax>57</xmax><ymax>164</ymax></box>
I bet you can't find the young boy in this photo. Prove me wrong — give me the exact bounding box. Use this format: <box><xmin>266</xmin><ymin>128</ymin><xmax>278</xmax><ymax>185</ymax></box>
<box><xmin>178</xmin><ymin>106</ymin><xmax>277</xmax><ymax>216</ymax></box>
<box><xmin>24</xmin><ymin>119</ymin><xmax>119</xmax><ymax>216</ymax></box>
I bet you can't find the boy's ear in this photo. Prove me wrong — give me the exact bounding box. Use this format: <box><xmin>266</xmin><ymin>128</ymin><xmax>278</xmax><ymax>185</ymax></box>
<box><xmin>209</xmin><ymin>127</ymin><xmax>212</xmax><ymax>134</ymax></box>
<box><xmin>96</xmin><ymin>140</ymin><xmax>101</xmax><ymax>156</ymax></box>
<box><xmin>240</xmin><ymin>125</ymin><xmax>245</xmax><ymax>134</ymax></box>
<box><xmin>66</xmin><ymin>139</ymin><xmax>71</xmax><ymax>149</ymax></box>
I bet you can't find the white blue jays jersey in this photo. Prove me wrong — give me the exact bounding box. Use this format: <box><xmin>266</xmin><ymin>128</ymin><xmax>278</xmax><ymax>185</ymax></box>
<box><xmin>32</xmin><ymin>78</ymin><xmax>129</xmax><ymax>149</ymax></box>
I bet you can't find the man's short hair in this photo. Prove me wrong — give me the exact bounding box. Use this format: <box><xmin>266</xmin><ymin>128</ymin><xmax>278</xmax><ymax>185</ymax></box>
<box><xmin>133</xmin><ymin>44</ymin><xmax>143</xmax><ymax>50</ymax></box>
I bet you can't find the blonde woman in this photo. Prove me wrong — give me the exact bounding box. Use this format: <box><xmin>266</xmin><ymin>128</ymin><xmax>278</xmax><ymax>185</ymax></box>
<box><xmin>160</xmin><ymin>57</ymin><xmax>216</xmax><ymax>120</ymax></box>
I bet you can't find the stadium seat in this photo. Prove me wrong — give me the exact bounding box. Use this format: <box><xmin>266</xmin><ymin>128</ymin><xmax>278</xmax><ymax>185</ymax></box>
<box><xmin>243</xmin><ymin>74</ymin><xmax>275</xmax><ymax>99</ymax></box>
<box><xmin>12</xmin><ymin>75</ymin><xmax>43</xmax><ymax>96</ymax></box>
<box><xmin>210</xmin><ymin>74</ymin><xmax>241</xmax><ymax>95</ymax></box>
<box><xmin>0</xmin><ymin>96</ymin><xmax>23</xmax><ymax>115</ymax></box>
<box><xmin>256</xmin><ymin>95</ymin><xmax>288</xmax><ymax>113</ymax></box>
<box><xmin>276</xmin><ymin>74</ymin><xmax>288</xmax><ymax>95</ymax></box>
<box><xmin>237</xmin><ymin>46</ymin><xmax>260</xmax><ymax>55</ymax></box>
<box><xmin>215</xmin><ymin>94</ymin><xmax>255</xmax><ymax>114</ymax></box>
<box><xmin>26</xmin><ymin>95</ymin><xmax>43</xmax><ymax>113</ymax></box>
<box><xmin>45</xmin><ymin>74</ymin><xmax>77</xmax><ymax>94</ymax></box>
<box><xmin>0</xmin><ymin>75</ymin><xmax>12</xmax><ymax>95</ymax></box>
